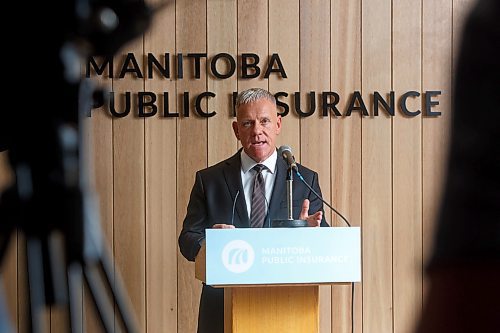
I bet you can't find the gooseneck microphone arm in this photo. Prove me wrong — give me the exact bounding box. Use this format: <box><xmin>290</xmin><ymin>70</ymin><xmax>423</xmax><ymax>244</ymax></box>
<box><xmin>230</xmin><ymin>190</ymin><xmax>240</xmax><ymax>226</ymax></box>
<box><xmin>295</xmin><ymin>170</ymin><xmax>351</xmax><ymax>227</ymax></box>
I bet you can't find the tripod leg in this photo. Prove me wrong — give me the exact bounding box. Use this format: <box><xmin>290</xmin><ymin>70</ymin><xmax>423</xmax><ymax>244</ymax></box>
<box><xmin>81</xmin><ymin>244</ymin><xmax>140</xmax><ymax>333</ymax></box>
<box><xmin>26</xmin><ymin>237</ymin><xmax>47</xmax><ymax>333</ymax></box>
<box><xmin>82</xmin><ymin>264</ymin><xmax>117</xmax><ymax>333</ymax></box>
<box><xmin>67</xmin><ymin>263</ymin><xmax>83</xmax><ymax>333</ymax></box>
<box><xmin>96</xmin><ymin>247</ymin><xmax>139</xmax><ymax>333</ymax></box>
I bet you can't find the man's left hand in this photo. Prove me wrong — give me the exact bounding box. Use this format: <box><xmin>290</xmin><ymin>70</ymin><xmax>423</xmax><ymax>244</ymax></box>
<box><xmin>299</xmin><ymin>199</ymin><xmax>322</xmax><ymax>227</ymax></box>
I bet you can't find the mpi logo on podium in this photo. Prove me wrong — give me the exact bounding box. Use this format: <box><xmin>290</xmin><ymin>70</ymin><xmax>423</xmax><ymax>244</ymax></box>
<box><xmin>221</xmin><ymin>240</ymin><xmax>255</xmax><ymax>273</ymax></box>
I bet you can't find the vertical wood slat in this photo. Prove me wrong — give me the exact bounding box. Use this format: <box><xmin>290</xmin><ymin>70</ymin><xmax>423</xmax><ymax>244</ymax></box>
<box><xmin>144</xmin><ymin>0</ymin><xmax>178</xmax><ymax>332</ymax></box>
<box><xmin>0</xmin><ymin>152</ymin><xmax>13</xmax><ymax>193</ymax></box>
<box><xmin>361</xmin><ymin>0</ymin><xmax>393</xmax><ymax>332</ymax></box>
<box><xmin>418</xmin><ymin>0</ymin><xmax>473</xmax><ymax>326</ymax></box>
<box><xmin>1</xmin><ymin>233</ymin><xmax>17</xmax><ymax>332</ymax></box>
<box><xmin>299</xmin><ymin>1</ymin><xmax>332</xmax><ymax>332</ymax></box>
<box><xmin>176</xmin><ymin>1</ymin><xmax>208</xmax><ymax>333</ymax></box>
<box><xmin>422</xmin><ymin>0</ymin><xmax>453</xmax><ymax>296</ymax></box>
<box><xmin>50</xmin><ymin>305</ymin><xmax>68</xmax><ymax>332</ymax></box>
<box><xmin>238</xmin><ymin>0</ymin><xmax>269</xmax><ymax>91</ymax></box>
<box><xmin>269</xmin><ymin>0</ymin><xmax>300</xmax><ymax>157</ymax></box>
<box><xmin>0</xmin><ymin>153</ymin><xmax>17</xmax><ymax>331</ymax></box>
<box><xmin>452</xmin><ymin>0</ymin><xmax>476</xmax><ymax>72</ymax></box>
<box><xmin>392</xmin><ymin>0</ymin><xmax>423</xmax><ymax>333</ymax></box>
<box><xmin>208</xmin><ymin>0</ymin><xmax>238</xmax><ymax>166</ymax></box>
<box><xmin>113</xmin><ymin>37</ymin><xmax>146</xmax><ymax>332</ymax></box>
<box><xmin>90</xmin><ymin>78</ymin><xmax>115</xmax><ymax>263</ymax></box>
<box><xmin>19</xmin><ymin>243</ymin><xmax>33</xmax><ymax>333</ymax></box>
<box><xmin>331</xmin><ymin>0</ymin><xmax>362</xmax><ymax>332</ymax></box>
<box><xmin>82</xmin><ymin>54</ymin><xmax>114</xmax><ymax>333</ymax></box>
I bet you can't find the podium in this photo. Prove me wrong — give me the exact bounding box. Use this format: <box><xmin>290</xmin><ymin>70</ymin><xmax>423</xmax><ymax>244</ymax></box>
<box><xmin>195</xmin><ymin>228</ymin><xmax>361</xmax><ymax>333</ymax></box>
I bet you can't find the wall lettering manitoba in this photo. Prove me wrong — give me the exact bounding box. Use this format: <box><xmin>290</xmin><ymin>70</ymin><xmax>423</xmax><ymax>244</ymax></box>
<box><xmin>86</xmin><ymin>53</ymin><xmax>442</xmax><ymax>118</ymax></box>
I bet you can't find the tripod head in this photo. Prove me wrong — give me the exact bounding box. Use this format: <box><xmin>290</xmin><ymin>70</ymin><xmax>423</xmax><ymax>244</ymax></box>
<box><xmin>0</xmin><ymin>0</ymin><xmax>153</xmax><ymax>277</ymax></box>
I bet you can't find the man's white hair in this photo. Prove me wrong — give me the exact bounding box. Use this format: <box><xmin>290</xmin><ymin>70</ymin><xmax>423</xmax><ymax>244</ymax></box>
<box><xmin>235</xmin><ymin>88</ymin><xmax>276</xmax><ymax>111</ymax></box>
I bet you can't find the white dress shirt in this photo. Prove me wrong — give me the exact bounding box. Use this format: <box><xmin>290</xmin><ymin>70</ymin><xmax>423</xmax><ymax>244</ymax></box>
<box><xmin>240</xmin><ymin>149</ymin><xmax>277</xmax><ymax>220</ymax></box>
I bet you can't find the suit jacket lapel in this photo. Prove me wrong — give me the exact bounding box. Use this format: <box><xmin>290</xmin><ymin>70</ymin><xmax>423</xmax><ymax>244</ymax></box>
<box><xmin>223</xmin><ymin>150</ymin><xmax>250</xmax><ymax>228</ymax></box>
<box><xmin>267</xmin><ymin>157</ymin><xmax>287</xmax><ymax>226</ymax></box>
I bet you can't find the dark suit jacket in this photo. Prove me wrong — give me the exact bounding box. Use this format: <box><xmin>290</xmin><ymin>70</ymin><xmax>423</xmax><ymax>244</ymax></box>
<box><xmin>178</xmin><ymin>149</ymin><xmax>328</xmax><ymax>333</ymax></box>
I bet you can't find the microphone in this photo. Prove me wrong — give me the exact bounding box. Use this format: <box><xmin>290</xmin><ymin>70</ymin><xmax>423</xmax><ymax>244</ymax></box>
<box><xmin>230</xmin><ymin>190</ymin><xmax>240</xmax><ymax>226</ymax></box>
<box><xmin>294</xmin><ymin>171</ymin><xmax>351</xmax><ymax>227</ymax></box>
<box><xmin>278</xmin><ymin>146</ymin><xmax>298</xmax><ymax>171</ymax></box>
<box><xmin>273</xmin><ymin>145</ymin><xmax>307</xmax><ymax>228</ymax></box>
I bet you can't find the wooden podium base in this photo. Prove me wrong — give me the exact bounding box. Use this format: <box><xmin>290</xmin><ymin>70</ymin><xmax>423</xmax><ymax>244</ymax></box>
<box><xmin>224</xmin><ymin>285</ymin><xmax>319</xmax><ymax>333</ymax></box>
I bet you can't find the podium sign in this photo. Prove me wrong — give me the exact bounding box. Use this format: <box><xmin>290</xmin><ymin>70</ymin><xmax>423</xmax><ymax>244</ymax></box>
<box><xmin>204</xmin><ymin>227</ymin><xmax>360</xmax><ymax>286</ymax></box>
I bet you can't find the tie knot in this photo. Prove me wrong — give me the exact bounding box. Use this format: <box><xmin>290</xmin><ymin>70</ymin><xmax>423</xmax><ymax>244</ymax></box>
<box><xmin>253</xmin><ymin>164</ymin><xmax>265</xmax><ymax>173</ymax></box>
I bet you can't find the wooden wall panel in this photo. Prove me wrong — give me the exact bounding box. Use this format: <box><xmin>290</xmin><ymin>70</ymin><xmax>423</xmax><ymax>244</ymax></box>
<box><xmin>361</xmin><ymin>0</ymin><xmax>393</xmax><ymax>332</ymax></box>
<box><xmin>144</xmin><ymin>0</ymin><xmax>178</xmax><ymax>332</ymax></box>
<box><xmin>331</xmin><ymin>0</ymin><xmax>362</xmax><ymax>332</ymax></box>
<box><xmin>422</xmin><ymin>0</ymin><xmax>452</xmax><ymax>294</ymax></box>
<box><xmin>269</xmin><ymin>0</ymin><xmax>300</xmax><ymax>156</ymax></box>
<box><xmin>299</xmin><ymin>1</ymin><xmax>332</xmax><ymax>332</ymax></box>
<box><xmin>1</xmin><ymin>1</ymin><xmax>474</xmax><ymax>332</ymax></box>
<box><xmin>208</xmin><ymin>0</ymin><xmax>238</xmax><ymax>165</ymax></box>
<box><xmin>176</xmin><ymin>1</ymin><xmax>207</xmax><ymax>333</ymax></box>
<box><xmin>392</xmin><ymin>1</ymin><xmax>423</xmax><ymax>333</ymax></box>
<box><xmin>113</xmin><ymin>36</ymin><xmax>146</xmax><ymax>332</ymax></box>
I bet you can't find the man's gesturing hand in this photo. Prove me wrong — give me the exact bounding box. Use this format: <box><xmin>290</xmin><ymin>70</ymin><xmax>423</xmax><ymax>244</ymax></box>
<box><xmin>299</xmin><ymin>199</ymin><xmax>322</xmax><ymax>227</ymax></box>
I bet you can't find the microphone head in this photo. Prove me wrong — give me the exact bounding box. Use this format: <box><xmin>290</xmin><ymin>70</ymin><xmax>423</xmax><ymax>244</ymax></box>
<box><xmin>278</xmin><ymin>145</ymin><xmax>297</xmax><ymax>170</ymax></box>
<box><xmin>278</xmin><ymin>145</ymin><xmax>292</xmax><ymax>157</ymax></box>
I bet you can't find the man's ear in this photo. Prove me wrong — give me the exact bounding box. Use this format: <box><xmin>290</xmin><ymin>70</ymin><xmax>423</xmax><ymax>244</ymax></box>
<box><xmin>232</xmin><ymin>121</ymin><xmax>240</xmax><ymax>140</ymax></box>
<box><xmin>275</xmin><ymin>114</ymin><xmax>282</xmax><ymax>134</ymax></box>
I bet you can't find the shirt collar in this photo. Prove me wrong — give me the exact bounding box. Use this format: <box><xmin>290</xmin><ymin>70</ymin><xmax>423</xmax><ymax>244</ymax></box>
<box><xmin>240</xmin><ymin>149</ymin><xmax>277</xmax><ymax>174</ymax></box>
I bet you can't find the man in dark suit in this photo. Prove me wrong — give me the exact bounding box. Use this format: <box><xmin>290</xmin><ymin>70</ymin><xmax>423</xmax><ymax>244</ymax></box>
<box><xmin>178</xmin><ymin>88</ymin><xmax>328</xmax><ymax>333</ymax></box>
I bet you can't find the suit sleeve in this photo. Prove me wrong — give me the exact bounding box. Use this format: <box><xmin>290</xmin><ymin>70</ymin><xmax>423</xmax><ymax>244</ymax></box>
<box><xmin>178</xmin><ymin>171</ymin><xmax>208</xmax><ymax>261</ymax></box>
<box><xmin>308</xmin><ymin>172</ymin><xmax>329</xmax><ymax>227</ymax></box>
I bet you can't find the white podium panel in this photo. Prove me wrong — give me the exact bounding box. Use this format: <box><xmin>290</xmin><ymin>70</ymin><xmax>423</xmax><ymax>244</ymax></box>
<box><xmin>200</xmin><ymin>227</ymin><xmax>361</xmax><ymax>286</ymax></box>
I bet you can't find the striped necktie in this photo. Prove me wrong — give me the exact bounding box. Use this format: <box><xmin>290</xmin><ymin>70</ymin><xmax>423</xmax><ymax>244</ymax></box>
<box><xmin>250</xmin><ymin>164</ymin><xmax>266</xmax><ymax>228</ymax></box>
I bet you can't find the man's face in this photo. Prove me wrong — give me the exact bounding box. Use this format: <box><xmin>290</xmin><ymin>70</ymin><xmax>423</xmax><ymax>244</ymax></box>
<box><xmin>232</xmin><ymin>99</ymin><xmax>282</xmax><ymax>163</ymax></box>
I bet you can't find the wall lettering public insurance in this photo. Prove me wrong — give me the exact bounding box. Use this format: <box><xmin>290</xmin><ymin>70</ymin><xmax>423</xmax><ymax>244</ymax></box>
<box><xmin>86</xmin><ymin>53</ymin><xmax>442</xmax><ymax>118</ymax></box>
